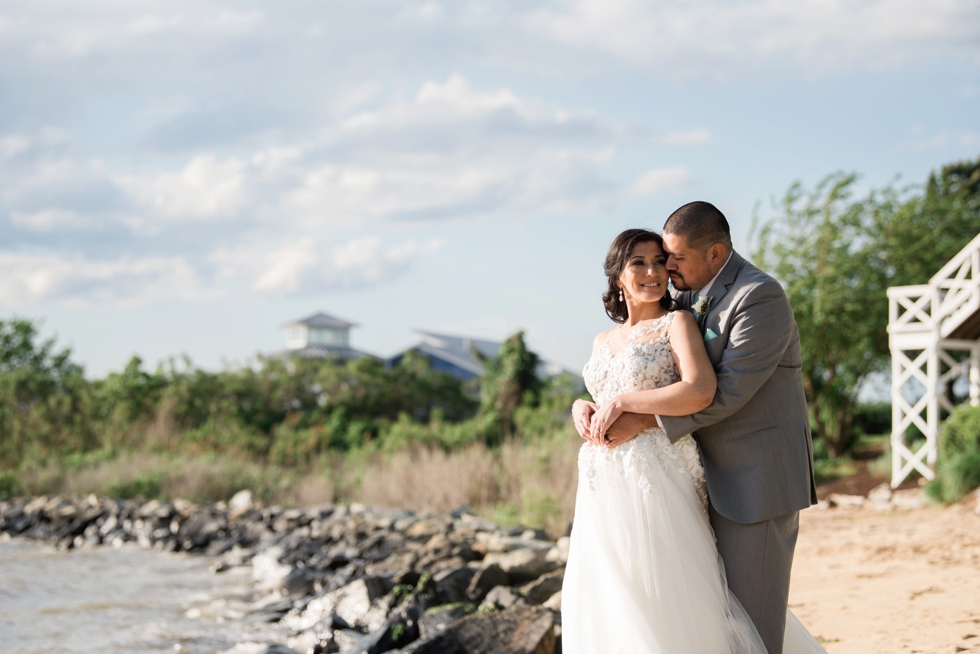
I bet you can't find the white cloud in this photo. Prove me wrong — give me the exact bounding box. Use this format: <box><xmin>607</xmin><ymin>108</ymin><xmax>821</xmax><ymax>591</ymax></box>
<box><xmin>0</xmin><ymin>252</ymin><xmax>214</xmax><ymax>307</ymax></box>
<box><xmin>215</xmin><ymin>236</ymin><xmax>448</xmax><ymax>296</ymax></box>
<box><xmin>658</xmin><ymin>129</ymin><xmax>712</xmax><ymax>147</ymax></box>
<box><xmin>344</xmin><ymin>74</ymin><xmax>537</xmax><ymax>131</ymax></box>
<box><xmin>114</xmin><ymin>154</ymin><xmax>247</xmax><ymax>220</ymax></box>
<box><xmin>10</xmin><ymin>209</ymin><xmax>81</xmax><ymax>232</ymax></box>
<box><xmin>631</xmin><ymin>166</ymin><xmax>689</xmax><ymax>197</ymax></box>
<box><xmin>525</xmin><ymin>0</ymin><xmax>980</xmax><ymax>75</ymax></box>
<box><xmin>13</xmin><ymin>5</ymin><xmax>265</xmax><ymax>57</ymax></box>
<box><xmin>0</xmin><ymin>69</ymin><xmax>717</xmax><ymax>306</ymax></box>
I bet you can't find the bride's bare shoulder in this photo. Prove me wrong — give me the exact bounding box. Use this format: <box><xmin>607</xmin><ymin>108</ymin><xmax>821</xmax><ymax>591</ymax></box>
<box><xmin>592</xmin><ymin>327</ymin><xmax>617</xmax><ymax>352</ymax></box>
<box><xmin>669</xmin><ymin>309</ymin><xmax>697</xmax><ymax>330</ymax></box>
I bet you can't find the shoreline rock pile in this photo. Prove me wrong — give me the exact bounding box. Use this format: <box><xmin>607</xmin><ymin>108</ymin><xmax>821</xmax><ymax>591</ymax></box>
<box><xmin>817</xmin><ymin>483</ymin><xmax>927</xmax><ymax>511</ymax></box>
<box><xmin>0</xmin><ymin>491</ymin><xmax>568</xmax><ymax>654</ymax></box>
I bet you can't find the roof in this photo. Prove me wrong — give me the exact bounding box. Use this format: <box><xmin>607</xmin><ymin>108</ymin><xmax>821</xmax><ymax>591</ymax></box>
<box><xmin>388</xmin><ymin>330</ymin><xmax>578</xmax><ymax>382</ymax></box>
<box><xmin>283</xmin><ymin>312</ymin><xmax>357</xmax><ymax>330</ymax></box>
<box><xmin>410</xmin><ymin>331</ymin><xmax>502</xmax><ymax>377</ymax></box>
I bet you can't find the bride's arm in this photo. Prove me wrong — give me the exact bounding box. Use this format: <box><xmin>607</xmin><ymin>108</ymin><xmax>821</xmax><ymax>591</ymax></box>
<box><xmin>591</xmin><ymin>312</ymin><xmax>716</xmax><ymax>441</ymax></box>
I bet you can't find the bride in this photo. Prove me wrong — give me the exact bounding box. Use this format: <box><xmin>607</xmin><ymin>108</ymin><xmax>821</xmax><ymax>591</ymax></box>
<box><xmin>560</xmin><ymin>229</ymin><xmax>824</xmax><ymax>653</ymax></box>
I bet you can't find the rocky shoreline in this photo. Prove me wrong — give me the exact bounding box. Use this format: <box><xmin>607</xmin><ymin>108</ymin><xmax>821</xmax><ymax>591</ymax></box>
<box><xmin>0</xmin><ymin>491</ymin><xmax>567</xmax><ymax>654</ymax></box>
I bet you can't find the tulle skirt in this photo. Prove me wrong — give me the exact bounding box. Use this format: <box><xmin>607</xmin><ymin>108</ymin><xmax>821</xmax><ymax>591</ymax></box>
<box><xmin>561</xmin><ymin>429</ymin><xmax>825</xmax><ymax>654</ymax></box>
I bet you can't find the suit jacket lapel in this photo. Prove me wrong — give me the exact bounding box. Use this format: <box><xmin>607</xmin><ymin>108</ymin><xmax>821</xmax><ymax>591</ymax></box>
<box><xmin>706</xmin><ymin>250</ymin><xmax>744</xmax><ymax>311</ymax></box>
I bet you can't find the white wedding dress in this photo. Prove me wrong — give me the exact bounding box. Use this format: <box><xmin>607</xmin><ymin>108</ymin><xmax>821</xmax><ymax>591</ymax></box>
<box><xmin>561</xmin><ymin>312</ymin><xmax>825</xmax><ymax>654</ymax></box>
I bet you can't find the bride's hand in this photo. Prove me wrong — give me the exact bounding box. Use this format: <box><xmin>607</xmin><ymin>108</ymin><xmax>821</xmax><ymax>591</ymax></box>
<box><xmin>590</xmin><ymin>398</ymin><xmax>625</xmax><ymax>446</ymax></box>
<box><xmin>572</xmin><ymin>399</ymin><xmax>599</xmax><ymax>443</ymax></box>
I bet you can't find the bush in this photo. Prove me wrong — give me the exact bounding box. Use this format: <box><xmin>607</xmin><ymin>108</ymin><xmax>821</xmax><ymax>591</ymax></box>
<box><xmin>938</xmin><ymin>404</ymin><xmax>980</xmax><ymax>462</ymax></box>
<box><xmin>0</xmin><ymin>471</ymin><xmax>24</xmax><ymax>497</ymax></box>
<box><xmin>926</xmin><ymin>404</ymin><xmax>980</xmax><ymax>503</ymax></box>
<box><xmin>925</xmin><ymin>450</ymin><xmax>980</xmax><ymax>504</ymax></box>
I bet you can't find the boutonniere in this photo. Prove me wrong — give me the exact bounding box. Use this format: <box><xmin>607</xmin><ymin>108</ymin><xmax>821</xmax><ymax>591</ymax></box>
<box><xmin>692</xmin><ymin>294</ymin><xmax>712</xmax><ymax>334</ymax></box>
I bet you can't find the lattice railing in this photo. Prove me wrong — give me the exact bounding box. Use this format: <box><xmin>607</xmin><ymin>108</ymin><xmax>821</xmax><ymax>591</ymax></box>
<box><xmin>888</xmin><ymin>232</ymin><xmax>980</xmax><ymax>487</ymax></box>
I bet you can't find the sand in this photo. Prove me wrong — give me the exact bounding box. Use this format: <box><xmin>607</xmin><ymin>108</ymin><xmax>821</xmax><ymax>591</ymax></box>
<box><xmin>790</xmin><ymin>499</ymin><xmax>980</xmax><ymax>654</ymax></box>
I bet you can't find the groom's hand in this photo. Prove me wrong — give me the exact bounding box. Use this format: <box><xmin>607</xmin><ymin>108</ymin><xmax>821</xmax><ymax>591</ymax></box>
<box><xmin>604</xmin><ymin>412</ymin><xmax>659</xmax><ymax>447</ymax></box>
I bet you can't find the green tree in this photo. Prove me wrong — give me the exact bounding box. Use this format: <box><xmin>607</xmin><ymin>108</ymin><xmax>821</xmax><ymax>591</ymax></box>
<box><xmin>882</xmin><ymin>157</ymin><xmax>980</xmax><ymax>286</ymax></box>
<box><xmin>477</xmin><ymin>331</ymin><xmax>542</xmax><ymax>444</ymax></box>
<box><xmin>755</xmin><ymin>173</ymin><xmax>896</xmax><ymax>457</ymax></box>
<box><xmin>755</xmin><ymin>158</ymin><xmax>980</xmax><ymax>458</ymax></box>
<box><xmin>0</xmin><ymin>319</ymin><xmax>92</xmax><ymax>467</ymax></box>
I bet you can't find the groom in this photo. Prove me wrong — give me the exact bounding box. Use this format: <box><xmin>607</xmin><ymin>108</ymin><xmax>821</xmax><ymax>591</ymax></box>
<box><xmin>601</xmin><ymin>201</ymin><xmax>817</xmax><ymax>654</ymax></box>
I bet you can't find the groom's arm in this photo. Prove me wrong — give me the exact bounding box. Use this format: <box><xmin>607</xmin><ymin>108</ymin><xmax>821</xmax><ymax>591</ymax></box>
<box><xmin>660</xmin><ymin>280</ymin><xmax>795</xmax><ymax>442</ymax></box>
<box><xmin>605</xmin><ymin>412</ymin><xmax>660</xmax><ymax>444</ymax></box>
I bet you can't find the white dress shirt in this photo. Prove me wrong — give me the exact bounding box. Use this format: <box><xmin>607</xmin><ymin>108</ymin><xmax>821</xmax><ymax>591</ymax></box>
<box><xmin>697</xmin><ymin>251</ymin><xmax>734</xmax><ymax>299</ymax></box>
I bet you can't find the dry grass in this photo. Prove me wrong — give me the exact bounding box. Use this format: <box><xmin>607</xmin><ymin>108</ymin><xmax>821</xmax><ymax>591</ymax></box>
<box><xmin>355</xmin><ymin>434</ymin><xmax>581</xmax><ymax>535</ymax></box>
<box><xmin>10</xmin><ymin>431</ymin><xmax>585</xmax><ymax>536</ymax></box>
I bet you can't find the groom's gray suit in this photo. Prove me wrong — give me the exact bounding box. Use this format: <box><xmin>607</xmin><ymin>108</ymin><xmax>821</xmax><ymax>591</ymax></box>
<box><xmin>659</xmin><ymin>250</ymin><xmax>817</xmax><ymax>654</ymax></box>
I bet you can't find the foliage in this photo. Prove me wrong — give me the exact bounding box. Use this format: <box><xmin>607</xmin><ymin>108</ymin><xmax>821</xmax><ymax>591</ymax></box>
<box><xmin>0</xmin><ymin>315</ymin><xmax>575</xmax><ymax>486</ymax></box>
<box><xmin>754</xmin><ymin>174</ymin><xmax>897</xmax><ymax>457</ymax></box>
<box><xmin>925</xmin><ymin>450</ymin><xmax>980</xmax><ymax>504</ymax></box>
<box><xmin>476</xmin><ymin>331</ymin><xmax>542</xmax><ymax>445</ymax></box>
<box><xmin>0</xmin><ymin>319</ymin><xmax>95</xmax><ymax>469</ymax></box>
<box><xmin>754</xmin><ymin>158</ymin><xmax>980</xmax><ymax>458</ymax></box>
<box><xmin>925</xmin><ymin>404</ymin><xmax>980</xmax><ymax>503</ymax></box>
<box><xmin>881</xmin><ymin>157</ymin><xmax>980</xmax><ymax>287</ymax></box>
<box><xmin>853</xmin><ymin>402</ymin><xmax>891</xmax><ymax>438</ymax></box>
<box><xmin>937</xmin><ymin>403</ymin><xmax>980</xmax><ymax>463</ymax></box>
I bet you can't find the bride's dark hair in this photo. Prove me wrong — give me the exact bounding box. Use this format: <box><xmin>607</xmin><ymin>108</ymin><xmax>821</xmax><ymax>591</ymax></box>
<box><xmin>603</xmin><ymin>228</ymin><xmax>674</xmax><ymax>323</ymax></box>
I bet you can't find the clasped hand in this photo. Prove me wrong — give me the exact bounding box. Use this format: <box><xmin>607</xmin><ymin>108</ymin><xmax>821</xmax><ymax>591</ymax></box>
<box><xmin>572</xmin><ymin>398</ymin><xmax>630</xmax><ymax>448</ymax></box>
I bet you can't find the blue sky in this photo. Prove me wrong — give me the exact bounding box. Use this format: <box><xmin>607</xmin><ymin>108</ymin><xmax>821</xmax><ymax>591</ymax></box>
<box><xmin>1</xmin><ymin>0</ymin><xmax>978</xmax><ymax>377</ymax></box>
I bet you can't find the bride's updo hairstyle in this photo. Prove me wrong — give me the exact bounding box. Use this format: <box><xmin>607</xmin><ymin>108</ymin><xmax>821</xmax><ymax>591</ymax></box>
<box><xmin>603</xmin><ymin>228</ymin><xmax>674</xmax><ymax>323</ymax></box>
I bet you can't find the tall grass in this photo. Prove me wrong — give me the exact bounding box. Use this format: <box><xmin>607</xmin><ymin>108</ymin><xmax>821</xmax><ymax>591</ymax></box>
<box><xmin>8</xmin><ymin>428</ymin><xmax>585</xmax><ymax>537</ymax></box>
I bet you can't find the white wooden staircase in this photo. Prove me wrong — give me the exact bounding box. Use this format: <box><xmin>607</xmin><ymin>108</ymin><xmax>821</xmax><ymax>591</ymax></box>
<box><xmin>888</xmin><ymin>232</ymin><xmax>980</xmax><ymax>487</ymax></box>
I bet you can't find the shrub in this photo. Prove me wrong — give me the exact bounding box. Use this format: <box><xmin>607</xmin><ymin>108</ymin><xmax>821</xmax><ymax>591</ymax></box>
<box><xmin>925</xmin><ymin>450</ymin><xmax>980</xmax><ymax>504</ymax></box>
<box><xmin>926</xmin><ymin>404</ymin><xmax>980</xmax><ymax>503</ymax></box>
<box><xmin>938</xmin><ymin>404</ymin><xmax>980</xmax><ymax>462</ymax></box>
<box><xmin>0</xmin><ymin>471</ymin><xmax>24</xmax><ymax>497</ymax></box>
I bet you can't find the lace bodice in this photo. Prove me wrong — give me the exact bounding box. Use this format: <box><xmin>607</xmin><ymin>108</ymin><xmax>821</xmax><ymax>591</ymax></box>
<box><xmin>584</xmin><ymin>313</ymin><xmax>682</xmax><ymax>405</ymax></box>
<box><xmin>581</xmin><ymin>312</ymin><xmax>708</xmax><ymax>508</ymax></box>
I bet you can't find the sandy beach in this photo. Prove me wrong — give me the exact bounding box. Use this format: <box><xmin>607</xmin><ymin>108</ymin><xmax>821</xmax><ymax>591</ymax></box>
<box><xmin>790</xmin><ymin>497</ymin><xmax>980</xmax><ymax>654</ymax></box>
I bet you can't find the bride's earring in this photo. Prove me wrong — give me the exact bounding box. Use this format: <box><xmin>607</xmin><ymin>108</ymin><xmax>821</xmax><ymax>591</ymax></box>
<box><xmin>619</xmin><ymin>289</ymin><xmax>624</xmax><ymax>302</ymax></box>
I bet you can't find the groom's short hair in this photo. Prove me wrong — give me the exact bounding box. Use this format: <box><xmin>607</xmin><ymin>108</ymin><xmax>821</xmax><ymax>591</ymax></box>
<box><xmin>664</xmin><ymin>201</ymin><xmax>732</xmax><ymax>254</ymax></box>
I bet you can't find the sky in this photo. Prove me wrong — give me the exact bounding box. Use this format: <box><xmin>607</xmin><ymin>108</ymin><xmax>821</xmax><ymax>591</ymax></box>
<box><xmin>1</xmin><ymin>0</ymin><xmax>978</xmax><ymax>377</ymax></box>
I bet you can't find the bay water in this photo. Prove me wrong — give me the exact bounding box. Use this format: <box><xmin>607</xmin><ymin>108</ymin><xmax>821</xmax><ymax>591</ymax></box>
<box><xmin>0</xmin><ymin>537</ymin><xmax>288</xmax><ymax>654</ymax></box>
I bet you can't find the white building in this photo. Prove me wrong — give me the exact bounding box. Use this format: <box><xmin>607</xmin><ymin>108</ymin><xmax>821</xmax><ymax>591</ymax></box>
<box><xmin>277</xmin><ymin>312</ymin><xmax>375</xmax><ymax>361</ymax></box>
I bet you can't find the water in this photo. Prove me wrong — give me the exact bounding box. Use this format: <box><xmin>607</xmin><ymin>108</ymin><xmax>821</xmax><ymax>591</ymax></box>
<box><xmin>0</xmin><ymin>537</ymin><xmax>288</xmax><ymax>654</ymax></box>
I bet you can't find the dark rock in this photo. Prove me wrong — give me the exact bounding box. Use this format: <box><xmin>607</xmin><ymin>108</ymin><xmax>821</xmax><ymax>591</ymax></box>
<box><xmin>418</xmin><ymin>605</ymin><xmax>473</xmax><ymax>641</ymax></box>
<box><xmin>483</xmin><ymin>549</ymin><xmax>556</xmax><ymax>585</ymax></box>
<box><xmin>257</xmin><ymin>644</ymin><xmax>304</xmax><ymax>654</ymax></box>
<box><xmin>517</xmin><ymin>570</ymin><xmax>564</xmax><ymax>605</ymax></box>
<box><xmin>466</xmin><ymin>564</ymin><xmax>507</xmax><ymax>602</ymax></box>
<box><xmin>433</xmin><ymin>567</ymin><xmax>476</xmax><ymax>604</ymax></box>
<box><xmin>450</xmin><ymin>545</ymin><xmax>481</xmax><ymax>563</ymax></box>
<box><xmin>483</xmin><ymin>586</ymin><xmax>523</xmax><ymax>610</ymax></box>
<box><xmin>384</xmin><ymin>587</ymin><xmax>440</xmax><ymax>646</ymax></box>
<box><xmin>282</xmin><ymin>567</ymin><xmax>314</xmax><ymax>596</ymax></box>
<box><xmin>341</xmin><ymin>619</ymin><xmax>419</xmax><ymax>654</ymax></box>
<box><xmin>404</xmin><ymin>605</ymin><xmax>555</xmax><ymax>654</ymax></box>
